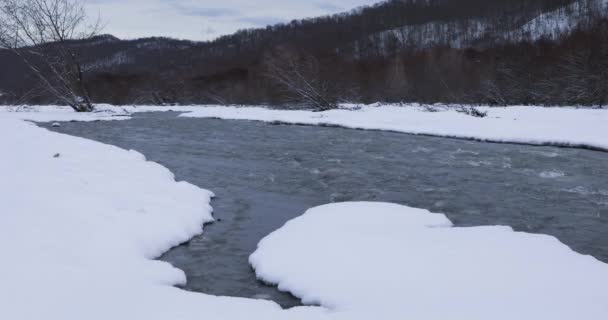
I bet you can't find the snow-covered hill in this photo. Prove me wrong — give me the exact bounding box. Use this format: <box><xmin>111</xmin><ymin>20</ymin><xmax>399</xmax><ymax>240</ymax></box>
<box><xmin>363</xmin><ymin>0</ymin><xmax>608</xmax><ymax>54</ymax></box>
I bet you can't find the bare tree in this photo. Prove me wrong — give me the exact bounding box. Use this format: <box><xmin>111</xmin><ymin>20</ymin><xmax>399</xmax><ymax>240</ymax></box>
<box><xmin>0</xmin><ymin>0</ymin><xmax>101</xmax><ymax>112</ymax></box>
<box><xmin>553</xmin><ymin>47</ymin><xmax>608</xmax><ymax>107</ymax></box>
<box><xmin>264</xmin><ymin>47</ymin><xmax>338</xmax><ymax>111</ymax></box>
<box><xmin>479</xmin><ymin>79</ymin><xmax>508</xmax><ymax>106</ymax></box>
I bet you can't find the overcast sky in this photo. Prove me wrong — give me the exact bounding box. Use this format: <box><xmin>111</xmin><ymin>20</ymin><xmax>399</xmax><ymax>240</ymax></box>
<box><xmin>84</xmin><ymin>0</ymin><xmax>378</xmax><ymax>41</ymax></box>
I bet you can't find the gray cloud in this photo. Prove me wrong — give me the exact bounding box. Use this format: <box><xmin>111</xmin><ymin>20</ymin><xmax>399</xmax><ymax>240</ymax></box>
<box><xmin>84</xmin><ymin>0</ymin><xmax>378</xmax><ymax>41</ymax></box>
<box><xmin>315</xmin><ymin>2</ymin><xmax>344</xmax><ymax>12</ymax></box>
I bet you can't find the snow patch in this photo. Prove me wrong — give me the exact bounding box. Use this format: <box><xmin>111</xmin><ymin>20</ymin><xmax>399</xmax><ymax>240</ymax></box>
<box><xmin>250</xmin><ymin>202</ymin><xmax>608</xmax><ymax>320</ymax></box>
<box><xmin>0</xmin><ymin>104</ymin><xmax>132</xmax><ymax>122</ymax></box>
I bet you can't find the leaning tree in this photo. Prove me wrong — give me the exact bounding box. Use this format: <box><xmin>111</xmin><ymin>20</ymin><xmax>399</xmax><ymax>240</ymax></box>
<box><xmin>0</xmin><ymin>0</ymin><xmax>101</xmax><ymax>112</ymax></box>
<box><xmin>264</xmin><ymin>47</ymin><xmax>340</xmax><ymax>111</ymax></box>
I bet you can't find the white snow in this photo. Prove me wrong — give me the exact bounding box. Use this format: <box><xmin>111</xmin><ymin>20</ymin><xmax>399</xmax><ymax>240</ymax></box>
<box><xmin>250</xmin><ymin>202</ymin><xmax>608</xmax><ymax>320</ymax></box>
<box><xmin>0</xmin><ymin>105</ymin><xmax>131</xmax><ymax>122</ymax></box>
<box><xmin>2</xmin><ymin>105</ymin><xmax>608</xmax><ymax>319</ymax></box>
<box><xmin>177</xmin><ymin>104</ymin><xmax>608</xmax><ymax>151</ymax></box>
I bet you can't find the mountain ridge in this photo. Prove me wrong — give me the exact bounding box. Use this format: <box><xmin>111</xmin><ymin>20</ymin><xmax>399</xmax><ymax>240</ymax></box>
<box><xmin>1</xmin><ymin>0</ymin><xmax>606</xmax><ymax>106</ymax></box>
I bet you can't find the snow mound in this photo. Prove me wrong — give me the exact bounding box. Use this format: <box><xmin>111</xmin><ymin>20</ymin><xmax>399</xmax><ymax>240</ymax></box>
<box><xmin>250</xmin><ymin>202</ymin><xmax>608</xmax><ymax>320</ymax></box>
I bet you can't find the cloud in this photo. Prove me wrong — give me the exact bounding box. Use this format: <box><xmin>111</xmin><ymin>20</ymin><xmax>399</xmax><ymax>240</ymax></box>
<box><xmin>315</xmin><ymin>2</ymin><xmax>345</xmax><ymax>12</ymax></box>
<box><xmin>83</xmin><ymin>0</ymin><xmax>378</xmax><ymax>41</ymax></box>
<box><xmin>172</xmin><ymin>5</ymin><xmax>238</xmax><ymax>18</ymax></box>
<box><xmin>238</xmin><ymin>16</ymin><xmax>285</xmax><ymax>27</ymax></box>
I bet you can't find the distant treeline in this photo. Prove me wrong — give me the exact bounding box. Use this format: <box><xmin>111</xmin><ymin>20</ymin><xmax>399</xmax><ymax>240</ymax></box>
<box><xmin>1</xmin><ymin>0</ymin><xmax>606</xmax><ymax>107</ymax></box>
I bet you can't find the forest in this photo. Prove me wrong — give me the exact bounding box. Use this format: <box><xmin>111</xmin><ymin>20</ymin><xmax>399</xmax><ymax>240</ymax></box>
<box><xmin>0</xmin><ymin>0</ymin><xmax>606</xmax><ymax>108</ymax></box>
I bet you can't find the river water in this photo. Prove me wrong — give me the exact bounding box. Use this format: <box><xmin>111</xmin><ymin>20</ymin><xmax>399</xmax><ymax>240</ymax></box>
<box><xmin>41</xmin><ymin>112</ymin><xmax>608</xmax><ymax>308</ymax></box>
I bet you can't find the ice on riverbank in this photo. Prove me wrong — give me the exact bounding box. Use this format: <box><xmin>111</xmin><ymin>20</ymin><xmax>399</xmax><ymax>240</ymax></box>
<box><xmin>251</xmin><ymin>202</ymin><xmax>608</xmax><ymax>320</ymax></box>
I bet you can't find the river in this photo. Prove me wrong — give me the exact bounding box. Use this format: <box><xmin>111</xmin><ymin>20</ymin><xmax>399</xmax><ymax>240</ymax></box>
<box><xmin>41</xmin><ymin>111</ymin><xmax>608</xmax><ymax>308</ymax></box>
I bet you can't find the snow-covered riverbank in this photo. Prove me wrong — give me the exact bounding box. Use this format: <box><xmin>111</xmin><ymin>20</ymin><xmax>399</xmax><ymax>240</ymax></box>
<box><xmin>176</xmin><ymin>104</ymin><xmax>608</xmax><ymax>151</ymax></box>
<box><xmin>4</xmin><ymin>104</ymin><xmax>607</xmax><ymax>151</ymax></box>
<box><xmin>2</xmin><ymin>106</ymin><xmax>608</xmax><ymax>320</ymax></box>
<box><xmin>251</xmin><ymin>202</ymin><xmax>608</xmax><ymax>319</ymax></box>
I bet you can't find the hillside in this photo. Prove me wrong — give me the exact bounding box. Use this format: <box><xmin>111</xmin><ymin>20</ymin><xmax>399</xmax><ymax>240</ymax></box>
<box><xmin>1</xmin><ymin>0</ymin><xmax>606</xmax><ymax>106</ymax></box>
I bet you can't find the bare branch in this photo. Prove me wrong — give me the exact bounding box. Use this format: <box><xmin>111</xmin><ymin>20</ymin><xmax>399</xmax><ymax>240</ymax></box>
<box><xmin>264</xmin><ymin>47</ymin><xmax>339</xmax><ymax>111</ymax></box>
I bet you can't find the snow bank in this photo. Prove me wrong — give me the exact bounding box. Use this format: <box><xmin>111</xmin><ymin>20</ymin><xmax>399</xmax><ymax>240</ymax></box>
<box><xmin>5</xmin><ymin>104</ymin><xmax>606</xmax><ymax>151</ymax></box>
<box><xmin>0</xmin><ymin>105</ymin><xmax>132</xmax><ymax>122</ymax></box>
<box><xmin>179</xmin><ymin>105</ymin><xmax>608</xmax><ymax>151</ymax></box>
<box><xmin>250</xmin><ymin>202</ymin><xmax>608</xmax><ymax>320</ymax></box>
<box><xmin>0</xmin><ymin>115</ymin><xmax>325</xmax><ymax>320</ymax></box>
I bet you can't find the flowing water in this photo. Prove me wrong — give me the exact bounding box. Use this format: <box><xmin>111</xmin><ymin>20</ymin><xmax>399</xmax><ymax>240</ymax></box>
<box><xmin>41</xmin><ymin>112</ymin><xmax>608</xmax><ymax>308</ymax></box>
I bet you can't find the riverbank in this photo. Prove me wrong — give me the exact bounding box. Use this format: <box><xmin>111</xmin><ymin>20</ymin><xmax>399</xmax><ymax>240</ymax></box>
<box><xmin>4</xmin><ymin>104</ymin><xmax>607</xmax><ymax>152</ymax></box>
<box><xmin>251</xmin><ymin>202</ymin><xmax>608</xmax><ymax>319</ymax></box>
<box><xmin>175</xmin><ymin>104</ymin><xmax>608</xmax><ymax>152</ymax></box>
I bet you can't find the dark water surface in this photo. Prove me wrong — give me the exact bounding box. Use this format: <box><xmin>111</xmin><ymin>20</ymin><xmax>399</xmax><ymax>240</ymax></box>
<box><xmin>41</xmin><ymin>112</ymin><xmax>608</xmax><ymax>308</ymax></box>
